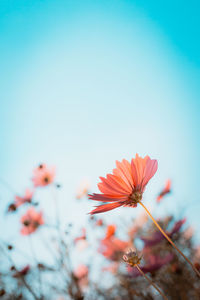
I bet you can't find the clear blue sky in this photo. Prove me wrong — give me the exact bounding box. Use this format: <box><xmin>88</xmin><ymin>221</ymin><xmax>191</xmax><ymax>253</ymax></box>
<box><xmin>0</xmin><ymin>0</ymin><xmax>200</xmax><ymax>248</ymax></box>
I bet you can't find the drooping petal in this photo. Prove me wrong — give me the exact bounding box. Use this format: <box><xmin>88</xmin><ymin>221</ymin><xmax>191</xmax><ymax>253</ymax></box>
<box><xmin>89</xmin><ymin>193</ymin><xmax>128</xmax><ymax>202</ymax></box>
<box><xmin>90</xmin><ymin>202</ymin><xmax>123</xmax><ymax>214</ymax></box>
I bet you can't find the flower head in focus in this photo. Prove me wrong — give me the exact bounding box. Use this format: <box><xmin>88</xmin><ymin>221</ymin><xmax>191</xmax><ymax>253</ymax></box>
<box><xmin>89</xmin><ymin>154</ymin><xmax>157</xmax><ymax>214</ymax></box>
<box><xmin>15</xmin><ymin>189</ymin><xmax>34</xmax><ymax>208</ymax></box>
<box><xmin>32</xmin><ymin>164</ymin><xmax>55</xmax><ymax>187</ymax></box>
<box><xmin>157</xmin><ymin>179</ymin><xmax>171</xmax><ymax>203</ymax></box>
<box><xmin>20</xmin><ymin>207</ymin><xmax>44</xmax><ymax>235</ymax></box>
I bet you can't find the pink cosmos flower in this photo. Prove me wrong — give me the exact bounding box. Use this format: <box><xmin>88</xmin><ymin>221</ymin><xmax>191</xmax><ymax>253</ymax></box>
<box><xmin>157</xmin><ymin>179</ymin><xmax>171</xmax><ymax>203</ymax></box>
<box><xmin>105</xmin><ymin>225</ymin><xmax>116</xmax><ymax>239</ymax></box>
<box><xmin>20</xmin><ymin>208</ymin><xmax>44</xmax><ymax>235</ymax></box>
<box><xmin>74</xmin><ymin>264</ymin><xmax>88</xmax><ymax>279</ymax></box>
<box><xmin>32</xmin><ymin>164</ymin><xmax>55</xmax><ymax>187</ymax></box>
<box><xmin>89</xmin><ymin>154</ymin><xmax>158</xmax><ymax>214</ymax></box>
<box><xmin>15</xmin><ymin>189</ymin><xmax>34</xmax><ymax>208</ymax></box>
<box><xmin>99</xmin><ymin>227</ymin><xmax>129</xmax><ymax>261</ymax></box>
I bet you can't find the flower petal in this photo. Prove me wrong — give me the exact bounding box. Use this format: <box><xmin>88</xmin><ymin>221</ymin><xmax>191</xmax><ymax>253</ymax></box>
<box><xmin>89</xmin><ymin>202</ymin><xmax>123</xmax><ymax>214</ymax></box>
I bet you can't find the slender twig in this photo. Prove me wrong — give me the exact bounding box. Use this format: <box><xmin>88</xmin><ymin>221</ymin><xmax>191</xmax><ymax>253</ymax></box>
<box><xmin>139</xmin><ymin>201</ymin><xmax>200</xmax><ymax>278</ymax></box>
<box><xmin>21</xmin><ymin>277</ymin><xmax>40</xmax><ymax>300</ymax></box>
<box><xmin>29</xmin><ymin>236</ymin><xmax>43</xmax><ymax>299</ymax></box>
<box><xmin>0</xmin><ymin>244</ymin><xmax>39</xmax><ymax>300</ymax></box>
<box><xmin>135</xmin><ymin>264</ymin><xmax>168</xmax><ymax>300</ymax></box>
<box><xmin>52</xmin><ymin>185</ymin><xmax>60</xmax><ymax>229</ymax></box>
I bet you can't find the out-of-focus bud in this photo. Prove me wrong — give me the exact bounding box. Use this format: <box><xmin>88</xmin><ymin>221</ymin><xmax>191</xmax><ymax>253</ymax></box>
<box><xmin>123</xmin><ymin>249</ymin><xmax>142</xmax><ymax>267</ymax></box>
<box><xmin>0</xmin><ymin>289</ymin><xmax>5</xmax><ymax>297</ymax></box>
<box><xmin>7</xmin><ymin>245</ymin><xmax>13</xmax><ymax>250</ymax></box>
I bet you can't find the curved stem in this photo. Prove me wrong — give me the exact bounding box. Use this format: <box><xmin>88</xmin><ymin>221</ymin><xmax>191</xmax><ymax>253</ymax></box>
<box><xmin>29</xmin><ymin>236</ymin><xmax>43</xmax><ymax>298</ymax></box>
<box><xmin>139</xmin><ymin>201</ymin><xmax>200</xmax><ymax>278</ymax></box>
<box><xmin>135</xmin><ymin>264</ymin><xmax>168</xmax><ymax>300</ymax></box>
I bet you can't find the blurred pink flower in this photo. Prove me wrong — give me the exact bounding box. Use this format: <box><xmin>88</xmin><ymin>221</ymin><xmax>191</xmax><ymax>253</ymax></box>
<box><xmin>99</xmin><ymin>224</ymin><xmax>130</xmax><ymax>261</ymax></box>
<box><xmin>105</xmin><ymin>224</ymin><xmax>116</xmax><ymax>239</ymax></box>
<box><xmin>15</xmin><ymin>189</ymin><xmax>34</xmax><ymax>207</ymax></box>
<box><xmin>102</xmin><ymin>262</ymin><xmax>119</xmax><ymax>274</ymax></box>
<box><xmin>157</xmin><ymin>179</ymin><xmax>171</xmax><ymax>203</ymax></box>
<box><xmin>74</xmin><ymin>264</ymin><xmax>89</xmax><ymax>290</ymax></box>
<box><xmin>141</xmin><ymin>218</ymin><xmax>186</xmax><ymax>247</ymax></box>
<box><xmin>76</xmin><ymin>179</ymin><xmax>90</xmax><ymax>199</ymax></box>
<box><xmin>20</xmin><ymin>208</ymin><xmax>44</xmax><ymax>235</ymax></box>
<box><xmin>32</xmin><ymin>164</ymin><xmax>55</xmax><ymax>187</ymax></box>
<box><xmin>89</xmin><ymin>154</ymin><xmax>158</xmax><ymax>214</ymax></box>
<box><xmin>76</xmin><ymin>239</ymin><xmax>89</xmax><ymax>251</ymax></box>
<box><xmin>183</xmin><ymin>226</ymin><xmax>194</xmax><ymax>240</ymax></box>
<box><xmin>95</xmin><ymin>219</ymin><xmax>103</xmax><ymax>226</ymax></box>
<box><xmin>74</xmin><ymin>264</ymin><xmax>88</xmax><ymax>279</ymax></box>
<box><xmin>74</xmin><ymin>228</ymin><xmax>86</xmax><ymax>244</ymax></box>
<box><xmin>99</xmin><ymin>236</ymin><xmax>129</xmax><ymax>261</ymax></box>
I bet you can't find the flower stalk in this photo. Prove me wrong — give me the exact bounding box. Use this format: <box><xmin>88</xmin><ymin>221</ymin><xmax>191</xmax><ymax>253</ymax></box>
<box><xmin>139</xmin><ymin>201</ymin><xmax>200</xmax><ymax>278</ymax></box>
<box><xmin>123</xmin><ymin>250</ymin><xmax>168</xmax><ymax>300</ymax></box>
<box><xmin>135</xmin><ymin>264</ymin><xmax>168</xmax><ymax>300</ymax></box>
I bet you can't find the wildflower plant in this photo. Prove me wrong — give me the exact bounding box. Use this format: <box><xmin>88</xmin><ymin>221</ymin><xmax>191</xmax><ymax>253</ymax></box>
<box><xmin>0</xmin><ymin>159</ymin><xmax>200</xmax><ymax>299</ymax></box>
<box><xmin>89</xmin><ymin>154</ymin><xmax>200</xmax><ymax>277</ymax></box>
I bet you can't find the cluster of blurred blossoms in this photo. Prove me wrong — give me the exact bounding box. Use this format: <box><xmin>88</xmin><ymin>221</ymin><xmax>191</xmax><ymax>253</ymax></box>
<box><xmin>0</xmin><ymin>156</ymin><xmax>200</xmax><ymax>299</ymax></box>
